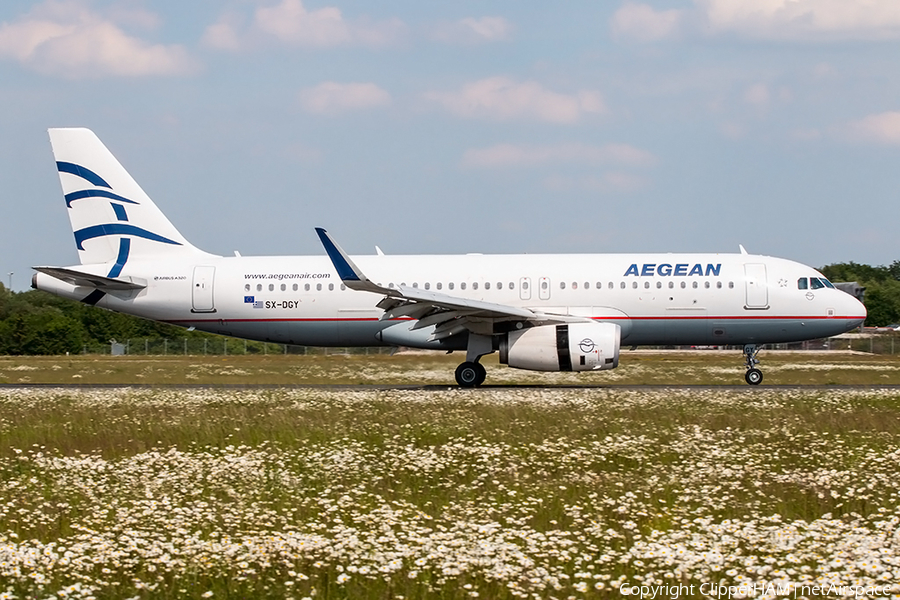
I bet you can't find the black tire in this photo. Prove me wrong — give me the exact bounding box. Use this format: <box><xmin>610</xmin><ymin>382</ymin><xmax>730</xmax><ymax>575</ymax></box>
<box><xmin>473</xmin><ymin>362</ymin><xmax>487</xmax><ymax>386</ymax></box>
<box><xmin>455</xmin><ymin>362</ymin><xmax>481</xmax><ymax>387</ymax></box>
<box><xmin>745</xmin><ymin>368</ymin><xmax>763</xmax><ymax>386</ymax></box>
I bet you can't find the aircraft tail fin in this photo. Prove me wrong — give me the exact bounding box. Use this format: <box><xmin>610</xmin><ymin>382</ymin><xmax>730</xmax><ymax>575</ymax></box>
<box><xmin>48</xmin><ymin>128</ymin><xmax>212</xmax><ymax>269</ymax></box>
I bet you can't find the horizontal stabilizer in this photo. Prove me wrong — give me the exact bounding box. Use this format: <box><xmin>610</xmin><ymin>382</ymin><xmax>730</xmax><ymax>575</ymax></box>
<box><xmin>32</xmin><ymin>266</ymin><xmax>147</xmax><ymax>290</ymax></box>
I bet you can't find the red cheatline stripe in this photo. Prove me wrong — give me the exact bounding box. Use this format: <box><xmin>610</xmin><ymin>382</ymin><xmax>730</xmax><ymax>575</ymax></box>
<box><xmin>167</xmin><ymin>315</ymin><xmax>863</xmax><ymax>324</ymax></box>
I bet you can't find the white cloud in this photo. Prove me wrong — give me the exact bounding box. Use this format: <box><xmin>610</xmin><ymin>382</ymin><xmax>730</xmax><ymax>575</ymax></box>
<box><xmin>611</xmin><ymin>3</ymin><xmax>682</xmax><ymax>42</ymax></box>
<box><xmin>203</xmin><ymin>0</ymin><xmax>404</xmax><ymax>50</ymax></box>
<box><xmin>202</xmin><ymin>14</ymin><xmax>243</xmax><ymax>51</ymax></box>
<box><xmin>0</xmin><ymin>1</ymin><xmax>196</xmax><ymax>78</ymax></box>
<box><xmin>425</xmin><ymin>77</ymin><xmax>606</xmax><ymax>124</ymax></box>
<box><xmin>697</xmin><ymin>0</ymin><xmax>900</xmax><ymax>41</ymax></box>
<box><xmin>432</xmin><ymin>16</ymin><xmax>512</xmax><ymax>44</ymax></box>
<box><xmin>461</xmin><ymin>143</ymin><xmax>653</xmax><ymax>169</ymax></box>
<box><xmin>743</xmin><ymin>83</ymin><xmax>770</xmax><ymax>106</ymax></box>
<box><xmin>843</xmin><ymin>112</ymin><xmax>900</xmax><ymax>145</ymax></box>
<box><xmin>298</xmin><ymin>82</ymin><xmax>391</xmax><ymax>114</ymax></box>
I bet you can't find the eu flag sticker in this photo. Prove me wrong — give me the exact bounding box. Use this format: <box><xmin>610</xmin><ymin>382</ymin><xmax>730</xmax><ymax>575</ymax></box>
<box><xmin>244</xmin><ymin>296</ymin><xmax>255</xmax><ymax>303</ymax></box>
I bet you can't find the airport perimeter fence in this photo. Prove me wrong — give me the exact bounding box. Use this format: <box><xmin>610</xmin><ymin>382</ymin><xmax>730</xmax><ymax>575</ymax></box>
<box><xmin>79</xmin><ymin>334</ymin><xmax>900</xmax><ymax>356</ymax></box>
<box><xmin>81</xmin><ymin>338</ymin><xmax>395</xmax><ymax>357</ymax></box>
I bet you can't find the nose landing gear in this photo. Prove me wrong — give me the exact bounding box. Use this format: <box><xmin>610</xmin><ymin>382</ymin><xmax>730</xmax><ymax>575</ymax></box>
<box><xmin>743</xmin><ymin>344</ymin><xmax>763</xmax><ymax>385</ymax></box>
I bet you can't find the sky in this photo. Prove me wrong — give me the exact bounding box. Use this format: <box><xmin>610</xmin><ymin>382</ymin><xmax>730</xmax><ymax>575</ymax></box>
<box><xmin>2</xmin><ymin>0</ymin><xmax>900</xmax><ymax>290</ymax></box>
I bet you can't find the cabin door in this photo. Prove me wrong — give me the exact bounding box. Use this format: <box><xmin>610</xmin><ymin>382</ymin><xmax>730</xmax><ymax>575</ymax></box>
<box><xmin>744</xmin><ymin>263</ymin><xmax>768</xmax><ymax>309</ymax></box>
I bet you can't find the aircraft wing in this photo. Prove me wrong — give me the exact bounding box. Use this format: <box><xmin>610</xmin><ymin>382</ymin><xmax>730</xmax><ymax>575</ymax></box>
<box><xmin>32</xmin><ymin>266</ymin><xmax>147</xmax><ymax>291</ymax></box>
<box><xmin>316</xmin><ymin>228</ymin><xmax>578</xmax><ymax>340</ymax></box>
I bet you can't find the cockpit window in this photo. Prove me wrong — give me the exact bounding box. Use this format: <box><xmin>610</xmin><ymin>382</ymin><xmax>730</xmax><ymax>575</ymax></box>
<box><xmin>809</xmin><ymin>277</ymin><xmax>825</xmax><ymax>290</ymax></box>
<box><xmin>798</xmin><ymin>278</ymin><xmax>808</xmax><ymax>290</ymax></box>
<box><xmin>822</xmin><ymin>278</ymin><xmax>835</xmax><ymax>289</ymax></box>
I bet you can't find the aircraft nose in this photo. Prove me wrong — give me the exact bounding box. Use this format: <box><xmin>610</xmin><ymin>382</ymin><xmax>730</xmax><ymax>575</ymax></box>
<box><xmin>842</xmin><ymin>292</ymin><xmax>867</xmax><ymax>327</ymax></box>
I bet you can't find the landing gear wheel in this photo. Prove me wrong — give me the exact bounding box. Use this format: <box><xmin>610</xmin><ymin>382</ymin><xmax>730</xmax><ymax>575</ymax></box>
<box><xmin>473</xmin><ymin>362</ymin><xmax>486</xmax><ymax>386</ymax></box>
<box><xmin>455</xmin><ymin>362</ymin><xmax>483</xmax><ymax>388</ymax></box>
<box><xmin>745</xmin><ymin>368</ymin><xmax>763</xmax><ymax>386</ymax></box>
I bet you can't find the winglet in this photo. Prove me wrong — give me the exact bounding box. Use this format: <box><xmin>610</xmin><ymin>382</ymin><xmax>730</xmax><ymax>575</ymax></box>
<box><xmin>315</xmin><ymin>228</ymin><xmax>390</xmax><ymax>294</ymax></box>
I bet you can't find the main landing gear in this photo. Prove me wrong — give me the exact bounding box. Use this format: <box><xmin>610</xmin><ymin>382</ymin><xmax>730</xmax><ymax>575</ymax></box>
<box><xmin>455</xmin><ymin>361</ymin><xmax>487</xmax><ymax>387</ymax></box>
<box><xmin>455</xmin><ymin>333</ymin><xmax>492</xmax><ymax>388</ymax></box>
<box><xmin>743</xmin><ymin>344</ymin><xmax>763</xmax><ymax>385</ymax></box>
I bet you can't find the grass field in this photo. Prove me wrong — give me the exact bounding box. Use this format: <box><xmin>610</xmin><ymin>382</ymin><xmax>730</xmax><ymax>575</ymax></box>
<box><xmin>2</xmin><ymin>354</ymin><xmax>900</xmax><ymax>599</ymax></box>
<box><xmin>1</xmin><ymin>349</ymin><xmax>900</xmax><ymax>386</ymax></box>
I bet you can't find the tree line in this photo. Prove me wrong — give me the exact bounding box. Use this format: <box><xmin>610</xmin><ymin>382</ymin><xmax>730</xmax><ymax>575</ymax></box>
<box><xmin>1</xmin><ymin>260</ymin><xmax>899</xmax><ymax>355</ymax></box>
<box><xmin>0</xmin><ymin>285</ymin><xmax>223</xmax><ymax>356</ymax></box>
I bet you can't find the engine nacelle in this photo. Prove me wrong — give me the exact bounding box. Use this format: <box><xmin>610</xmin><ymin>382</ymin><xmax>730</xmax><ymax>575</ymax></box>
<box><xmin>499</xmin><ymin>322</ymin><xmax>620</xmax><ymax>372</ymax></box>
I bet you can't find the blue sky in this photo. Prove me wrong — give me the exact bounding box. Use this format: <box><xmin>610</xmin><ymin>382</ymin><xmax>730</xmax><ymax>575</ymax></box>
<box><xmin>2</xmin><ymin>0</ymin><xmax>900</xmax><ymax>290</ymax></box>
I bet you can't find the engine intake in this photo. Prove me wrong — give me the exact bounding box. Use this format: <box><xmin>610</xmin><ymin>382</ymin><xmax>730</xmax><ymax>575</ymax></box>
<box><xmin>499</xmin><ymin>322</ymin><xmax>620</xmax><ymax>372</ymax></box>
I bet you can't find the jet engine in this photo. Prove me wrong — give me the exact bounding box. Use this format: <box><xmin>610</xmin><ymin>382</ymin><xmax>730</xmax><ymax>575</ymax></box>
<box><xmin>499</xmin><ymin>322</ymin><xmax>620</xmax><ymax>372</ymax></box>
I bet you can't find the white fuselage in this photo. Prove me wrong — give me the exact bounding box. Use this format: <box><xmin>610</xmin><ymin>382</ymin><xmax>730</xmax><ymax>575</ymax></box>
<box><xmin>35</xmin><ymin>251</ymin><xmax>867</xmax><ymax>348</ymax></box>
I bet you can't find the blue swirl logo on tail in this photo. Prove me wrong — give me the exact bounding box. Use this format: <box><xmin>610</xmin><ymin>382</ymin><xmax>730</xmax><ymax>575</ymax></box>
<box><xmin>59</xmin><ymin>161</ymin><xmax>182</xmax><ymax>276</ymax></box>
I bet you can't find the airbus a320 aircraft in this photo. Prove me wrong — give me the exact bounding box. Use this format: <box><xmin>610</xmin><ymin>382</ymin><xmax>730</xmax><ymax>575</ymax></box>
<box><xmin>33</xmin><ymin>128</ymin><xmax>867</xmax><ymax>386</ymax></box>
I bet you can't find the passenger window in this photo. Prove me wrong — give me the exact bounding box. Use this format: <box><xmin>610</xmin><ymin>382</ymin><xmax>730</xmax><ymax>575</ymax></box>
<box><xmin>644</xmin><ymin>281</ymin><xmax>650</xmax><ymax>289</ymax></box>
<box><xmin>509</xmin><ymin>282</ymin><xmax>514</xmax><ymax>290</ymax></box>
<box><xmin>244</xmin><ymin>284</ymin><xmax>250</xmax><ymax>292</ymax></box>
<box><xmin>293</xmin><ymin>284</ymin><xmax>298</xmax><ymax>291</ymax></box>
<box><xmin>497</xmin><ymin>282</ymin><xmax>502</xmax><ymax>290</ymax></box>
<box><xmin>572</xmin><ymin>282</ymin><xmax>578</xmax><ymax>289</ymax></box>
<box><xmin>632</xmin><ymin>282</ymin><xmax>638</xmax><ymax>289</ymax></box>
<box><xmin>388</xmin><ymin>283</ymin><xmax>394</xmax><ymax>289</ymax></box>
<box><xmin>485</xmin><ymin>282</ymin><xmax>491</xmax><ymax>290</ymax></box>
<box><xmin>656</xmin><ymin>281</ymin><xmax>662</xmax><ymax>289</ymax></box>
<box><xmin>717</xmin><ymin>281</ymin><xmax>722</xmax><ymax>289</ymax></box>
<box><xmin>728</xmin><ymin>281</ymin><xmax>734</xmax><ymax>289</ymax></box>
<box><xmin>425</xmin><ymin>282</ymin><xmax>430</xmax><ymax>290</ymax></box>
<box><xmin>705</xmin><ymin>282</ymin><xmax>710</xmax><ymax>289</ymax></box>
<box><xmin>305</xmin><ymin>283</ymin><xmax>310</xmax><ymax>291</ymax></box>
<box><xmin>340</xmin><ymin>284</ymin><xmax>346</xmax><ymax>291</ymax></box>
<box><xmin>257</xmin><ymin>284</ymin><xmax>262</xmax><ymax>292</ymax></box>
<box><xmin>620</xmin><ymin>282</ymin><xmax>625</xmax><ymax>289</ymax></box>
<box><xmin>329</xmin><ymin>283</ymin><xmax>334</xmax><ymax>291</ymax></box>
<box><xmin>472</xmin><ymin>282</ymin><xmax>478</xmax><ymax>290</ymax></box>
<box><xmin>541</xmin><ymin>281</ymin><xmax>548</xmax><ymax>290</ymax></box>
<box><xmin>437</xmin><ymin>282</ymin><xmax>442</xmax><ymax>290</ymax></box>
<box><xmin>596</xmin><ymin>282</ymin><xmax>602</xmax><ymax>289</ymax></box>
<box><xmin>449</xmin><ymin>282</ymin><xmax>454</xmax><ymax>290</ymax></box>
<box><xmin>316</xmin><ymin>283</ymin><xmax>322</xmax><ymax>291</ymax></box>
<box><xmin>584</xmin><ymin>282</ymin><xmax>589</xmax><ymax>289</ymax></box>
<box><xmin>281</xmin><ymin>283</ymin><xmax>286</xmax><ymax>291</ymax></box>
<box><xmin>798</xmin><ymin>278</ymin><xmax>808</xmax><ymax>290</ymax></box>
<box><xmin>461</xmin><ymin>282</ymin><xmax>466</xmax><ymax>290</ymax></box>
<box><xmin>681</xmin><ymin>282</ymin><xmax>686</xmax><ymax>289</ymax></box>
<box><xmin>560</xmin><ymin>281</ymin><xmax>566</xmax><ymax>289</ymax></box>
<box><xmin>609</xmin><ymin>282</ymin><xmax>614</xmax><ymax>289</ymax></box>
<box><xmin>523</xmin><ymin>281</ymin><xmax>529</xmax><ymax>290</ymax></box>
<box><xmin>412</xmin><ymin>282</ymin><xmax>418</xmax><ymax>288</ymax></box>
<box><xmin>693</xmin><ymin>282</ymin><xmax>698</xmax><ymax>289</ymax></box>
<box><xmin>269</xmin><ymin>284</ymin><xmax>274</xmax><ymax>291</ymax></box>
<box><xmin>810</xmin><ymin>277</ymin><xmax>825</xmax><ymax>290</ymax></box>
